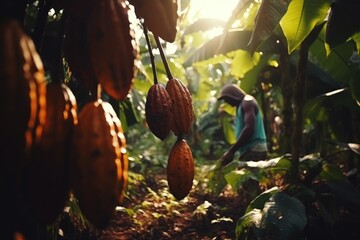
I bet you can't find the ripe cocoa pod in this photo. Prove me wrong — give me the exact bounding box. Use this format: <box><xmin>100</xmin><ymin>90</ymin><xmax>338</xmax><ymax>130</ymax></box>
<box><xmin>167</xmin><ymin>138</ymin><xmax>195</xmax><ymax>200</ymax></box>
<box><xmin>145</xmin><ymin>83</ymin><xmax>173</xmax><ymax>140</ymax></box>
<box><xmin>71</xmin><ymin>100</ymin><xmax>127</xmax><ymax>228</ymax></box>
<box><xmin>108</xmin><ymin>107</ymin><xmax>129</xmax><ymax>203</ymax></box>
<box><xmin>88</xmin><ymin>0</ymin><xmax>139</xmax><ymax>100</ymax></box>
<box><xmin>0</xmin><ymin>20</ymin><xmax>31</xmax><ymax>165</ymax></box>
<box><xmin>130</xmin><ymin>0</ymin><xmax>178</xmax><ymax>42</ymax></box>
<box><xmin>166</xmin><ymin>78</ymin><xmax>194</xmax><ymax>136</ymax></box>
<box><xmin>23</xmin><ymin>83</ymin><xmax>77</xmax><ymax>224</ymax></box>
<box><xmin>63</xmin><ymin>14</ymin><xmax>98</xmax><ymax>94</ymax></box>
<box><xmin>0</xmin><ymin>19</ymin><xmax>46</xmax><ymax>164</ymax></box>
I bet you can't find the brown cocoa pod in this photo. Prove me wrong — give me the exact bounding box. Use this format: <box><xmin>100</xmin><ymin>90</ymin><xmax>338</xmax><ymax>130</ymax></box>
<box><xmin>23</xmin><ymin>83</ymin><xmax>77</xmax><ymax>224</ymax></box>
<box><xmin>88</xmin><ymin>0</ymin><xmax>139</xmax><ymax>100</ymax></box>
<box><xmin>145</xmin><ymin>83</ymin><xmax>173</xmax><ymax>140</ymax></box>
<box><xmin>130</xmin><ymin>0</ymin><xmax>178</xmax><ymax>42</ymax></box>
<box><xmin>0</xmin><ymin>19</ymin><xmax>46</xmax><ymax>170</ymax></box>
<box><xmin>71</xmin><ymin>100</ymin><xmax>126</xmax><ymax>228</ymax></box>
<box><xmin>165</xmin><ymin>78</ymin><xmax>194</xmax><ymax>136</ymax></box>
<box><xmin>167</xmin><ymin>138</ymin><xmax>195</xmax><ymax>200</ymax></box>
<box><xmin>108</xmin><ymin>109</ymin><xmax>129</xmax><ymax>203</ymax></box>
<box><xmin>63</xmin><ymin>14</ymin><xmax>98</xmax><ymax>93</ymax></box>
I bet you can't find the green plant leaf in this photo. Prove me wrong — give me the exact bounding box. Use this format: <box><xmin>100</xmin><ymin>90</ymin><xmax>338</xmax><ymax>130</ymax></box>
<box><xmin>236</xmin><ymin>208</ymin><xmax>262</xmax><ymax>238</ymax></box>
<box><xmin>247</xmin><ymin>0</ymin><xmax>291</xmax><ymax>55</ymax></box>
<box><xmin>245</xmin><ymin>186</ymin><xmax>279</xmax><ymax>214</ymax></box>
<box><xmin>183</xmin><ymin>30</ymin><xmax>253</xmax><ymax>67</ymax></box>
<box><xmin>258</xmin><ymin>192</ymin><xmax>307</xmax><ymax>240</ymax></box>
<box><xmin>309</xmin><ymin>35</ymin><xmax>355</xmax><ymax>86</ymax></box>
<box><xmin>222</xmin><ymin>116</ymin><xmax>236</xmax><ymax>144</ymax></box>
<box><xmin>320</xmin><ymin>163</ymin><xmax>346</xmax><ymax>181</ymax></box>
<box><xmin>280</xmin><ymin>0</ymin><xmax>330</xmax><ymax>53</ymax></box>
<box><xmin>325</xmin><ymin>0</ymin><xmax>360</xmax><ymax>49</ymax></box>
<box><xmin>225</xmin><ymin>168</ymin><xmax>256</xmax><ymax>192</ymax></box>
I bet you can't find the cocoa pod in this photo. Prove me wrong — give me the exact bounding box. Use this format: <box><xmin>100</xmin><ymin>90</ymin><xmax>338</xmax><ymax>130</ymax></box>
<box><xmin>63</xmin><ymin>14</ymin><xmax>98</xmax><ymax>93</ymax></box>
<box><xmin>23</xmin><ymin>83</ymin><xmax>77</xmax><ymax>224</ymax></box>
<box><xmin>0</xmin><ymin>19</ymin><xmax>47</xmax><ymax>237</ymax></box>
<box><xmin>130</xmin><ymin>0</ymin><xmax>178</xmax><ymax>42</ymax></box>
<box><xmin>0</xmin><ymin>19</ymin><xmax>46</xmax><ymax>164</ymax></box>
<box><xmin>108</xmin><ymin>109</ymin><xmax>129</xmax><ymax>203</ymax></box>
<box><xmin>167</xmin><ymin>138</ymin><xmax>195</xmax><ymax>200</ymax></box>
<box><xmin>88</xmin><ymin>0</ymin><xmax>139</xmax><ymax>100</ymax></box>
<box><xmin>71</xmin><ymin>100</ymin><xmax>127</xmax><ymax>228</ymax></box>
<box><xmin>165</xmin><ymin>78</ymin><xmax>194</xmax><ymax>136</ymax></box>
<box><xmin>145</xmin><ymin>83</ymin><xmax>173</xmax><ymax>140</ymax></box>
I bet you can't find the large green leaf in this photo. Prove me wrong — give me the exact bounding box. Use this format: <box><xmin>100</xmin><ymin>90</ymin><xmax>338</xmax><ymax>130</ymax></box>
<box><xmin>222</xmin><ymin>116</ymin><xmax>236</xmax><ymax>144</ymax></box>
<box><xmin>245</xmin><ymin>186</ymin><xmax>279</xmax><ymax>214</ymax></box>
<box><xmin>247</xmin><ymin>0</ymin><xmax>291</xmax><ymax>55</ymax></box>
<box><xmin>230</xmin><ymin>50</ymin><xmax>261</xmax><ymax>78</ymax></box>
<box><xmin>280</xmin><ymin>0</ymin><xmax>330</xmax><ymax>53</ymax></box>
<box><xmin>257</xmin><ymin>192</ymin><xmax>307</xmax><ymax>240</ymax></box>
<box><xmin>183</xmin><ymin>30</ymin><xmax>253</xmax><ymax>67</ymax></box>
<box><xmin>325</xmin><ymin>0</ymin><xmax>360</xmax><ymax>50</ymax></box>
<box><xmin>309</xmin><ymin>33</ymin><xmax>356</xmax><ymax>86</ymax></box>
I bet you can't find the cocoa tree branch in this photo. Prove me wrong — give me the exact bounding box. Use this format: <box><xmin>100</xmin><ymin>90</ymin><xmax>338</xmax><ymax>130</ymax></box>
<box><xmin>143</xmin><ymin>24</ymin><xmax>158</xmax><ymax>85</ymax></box>
<box><xmin>155</xmin><ymin>35</ymin><xmax>173</xmax><ymax>80</ymax></box>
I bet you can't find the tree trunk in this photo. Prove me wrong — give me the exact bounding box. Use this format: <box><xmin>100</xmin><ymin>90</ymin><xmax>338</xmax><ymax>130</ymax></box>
<box><xmin>290</xmin><ymin>43</ymin><xmax>308</xmax><ymax>184</ymax></box>
<box><xmin>279</xmin><ymin>42</ymin><xmax>292</xmax><ymax>154</ymax></box>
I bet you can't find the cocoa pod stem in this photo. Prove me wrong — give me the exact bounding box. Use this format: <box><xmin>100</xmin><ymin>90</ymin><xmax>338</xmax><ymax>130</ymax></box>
<box><xmin>143</xmin><ymin>24</ymin><xmax>158</xmax><ymax>85</ymax></box>
<box><xmin>155</xmin><ymin>35</ymin><xmax>173</xmax><ymax>80</ymax></box>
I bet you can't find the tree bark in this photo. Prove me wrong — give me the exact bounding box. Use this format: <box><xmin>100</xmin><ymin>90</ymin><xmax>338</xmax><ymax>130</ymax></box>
<box><xmin>279</xmin><ymin>42</ymin><xmax>292</xmax><ymax>154</ymax></box>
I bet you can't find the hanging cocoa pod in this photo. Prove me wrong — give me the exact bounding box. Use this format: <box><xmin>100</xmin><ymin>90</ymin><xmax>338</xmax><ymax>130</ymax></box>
<box><xmin>63</xmin><ymin>14</ymin><xmax>98</xmax><ymax>94</ymax></box>
<box><xmin>88</xmin><ymin>0</ymin><xmax>139</xmax><ymax>100</ymax></box>
<box><xmin>71</xmin><ymin>99</ymin><xmax>127</xmax><ymax>228</ymax></box>
<box><xmin>167</xmin><ymin>138</ymin><xmax>195</xmax><ymax>200</ymax></box>
<box><xmin>130</xmin><ymin>0</ymin><xmax>178</xmax><ymax>42</ymax></box>
<box><xmin>23</xmin><ymin>83</ymin><xmax>77</xmax><ymax>224</ymax></box>
<box><xmin>166</xmin><ymin>78</ymin><xmax>194</xmax><ymax>136</ymax></box>
<box><xmin>0</xmin><ymin>19</ymin><xmax>47</xmax><ymax>238</ymax></box>
<box><xmin>108</xmin><ymin>108</ymin><xmax>128</xmax><ymax>203</ymax></box>
<box><xmin>145</xmin><ymin>83</ymin><xmax>173</xmax><ymax>140</ymax></box>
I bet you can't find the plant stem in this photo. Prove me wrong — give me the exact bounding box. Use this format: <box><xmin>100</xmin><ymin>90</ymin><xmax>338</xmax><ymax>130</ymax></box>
<box><xmin>155</xmin><ymin>35</ymin><xmax>173</xmax><ymax>80</ymax></box>
<box><xmin>143</xmin><ymin>24</ymin><xmax>158</xmax><ymax>85</ymax></box>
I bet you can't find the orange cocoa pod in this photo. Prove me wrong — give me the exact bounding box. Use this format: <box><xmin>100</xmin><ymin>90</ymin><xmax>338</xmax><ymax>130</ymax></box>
<box><xmin>71</xmin><ymin>100</ymin><xmax>126</xmax><ymax>228</ymax></box>
<box><xmin>0</xmin><ymin>19</ymin><xmax>46</xmax><ymax>169</ymax></box>
<box><xmin>145</xmin><ymin>83</ymin><xmax>173</xmax><ymax>140</ymax></box>
<box><xmin>167</xmin><ymin>138</ymin><xmax>195</xmax><ymax>200</ymax></box>
<box><xmin>88</xmin><ymin>0</ymin><xmax>139</xmax><ymax>100</ymax></box>
<box><xmin>108</xmin><ymin>107</ymin><xmax>128</xmax><ymax>203</ymax></box>
<box><xmin>166</xmin><ymin>78</ymin><xmax>194</xmax><ymax>136</ymax></box>
<box><xmin>23</xmin><ymin>83</ymin><xmax>77</xmax><ymax>224</ymax></box>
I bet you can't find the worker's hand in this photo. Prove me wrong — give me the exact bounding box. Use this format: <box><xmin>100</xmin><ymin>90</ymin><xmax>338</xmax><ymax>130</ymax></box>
<box><xmin>220</xmin><ymin>150</ymin><xmax>234</xmax><ymax>166</ymax></box>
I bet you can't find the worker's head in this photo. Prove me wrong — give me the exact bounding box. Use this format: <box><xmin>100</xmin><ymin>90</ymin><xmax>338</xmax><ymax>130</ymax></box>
<box><xmin>217</xmin><ymin>84</ymin><xmax>246</xmax><ymax>106</ymax></box>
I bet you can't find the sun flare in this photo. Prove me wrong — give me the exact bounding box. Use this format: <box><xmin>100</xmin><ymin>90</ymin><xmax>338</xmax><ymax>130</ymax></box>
<box><xmin>187</xmin><ymin>0</ymin><xmax>238</xmax><ymax>22</ymax></box>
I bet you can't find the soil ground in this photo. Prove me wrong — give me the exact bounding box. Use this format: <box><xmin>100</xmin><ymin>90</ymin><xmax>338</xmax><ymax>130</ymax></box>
<box><xmin>59</xmin><ymin>168</ymin><xmax>246</xmax><ymax>240</ymax></box>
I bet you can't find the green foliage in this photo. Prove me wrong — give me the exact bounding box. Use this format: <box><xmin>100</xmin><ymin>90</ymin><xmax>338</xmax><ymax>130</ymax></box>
<box><xmin>280</xmin><ymin>0</ymin><xmax>330</xmax><ymax>53</ymax></box>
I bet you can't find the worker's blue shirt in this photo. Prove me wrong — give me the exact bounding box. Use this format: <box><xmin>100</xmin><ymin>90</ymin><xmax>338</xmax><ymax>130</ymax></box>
<box><xmin>235</xmin><ymin>102</ymin><xmax>267</xmax><ymax>154</ymax></box>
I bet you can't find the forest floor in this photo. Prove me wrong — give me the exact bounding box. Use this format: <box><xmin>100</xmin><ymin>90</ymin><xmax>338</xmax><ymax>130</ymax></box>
<box><xmin>61</xmin><ymin>163</ymin><xmax>248</xmax><ymax>240</ymax></box>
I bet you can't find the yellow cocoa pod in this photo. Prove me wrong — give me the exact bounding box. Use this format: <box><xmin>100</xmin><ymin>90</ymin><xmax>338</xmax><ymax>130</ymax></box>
<box><xmin>145</xmin><ymin>83</ymin><xmax>173</xmax><ymax>140</ymax></box>
<box><xmin>88</xmin><ymin>0</ymin><xmax>139</xmax><ymax>100</ymax></box>
<box><xmin>166</xmin><ymin>78</ymin><xmax>194</xmax><ymax>136</ymax></box>
<box><xmin>71</xmin><ymin>100</ymin><xmax>126</xmax><ymax>228</ymax></box>
<box><xmin>167</xmin><ymin>138</ymin><xmax>195</xmax><ymax>200</ymax></box>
